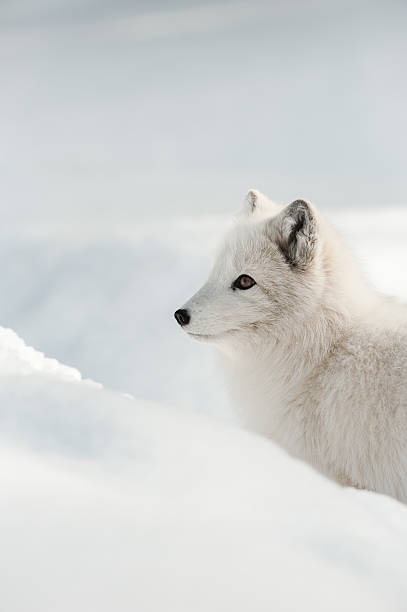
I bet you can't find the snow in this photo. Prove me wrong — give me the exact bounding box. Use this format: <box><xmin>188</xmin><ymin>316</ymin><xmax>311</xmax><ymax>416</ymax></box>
<box><xmin>1</xmin><ymin>327</ymin><xmax>407</xmax><ymax>611</ymax></box>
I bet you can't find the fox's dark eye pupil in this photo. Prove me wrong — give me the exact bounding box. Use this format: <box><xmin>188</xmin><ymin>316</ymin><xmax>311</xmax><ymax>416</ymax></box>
<box><xmin>232</xmin><ymin>274</ymin><xmax>256</xmax><ymax>290</ymax></box>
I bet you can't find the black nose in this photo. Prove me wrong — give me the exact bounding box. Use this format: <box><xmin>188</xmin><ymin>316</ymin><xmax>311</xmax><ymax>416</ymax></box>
<box><xmin>174</xmin><ymin>308</ymin><xmax>190</xmax><ymax>327</ymax></box>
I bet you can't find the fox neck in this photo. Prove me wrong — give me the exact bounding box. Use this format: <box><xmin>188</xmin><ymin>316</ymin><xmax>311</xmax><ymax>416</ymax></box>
<box><xmin>219</xmin><ymin>301</ymin><xmax>348</xmax><ymax>440</ymax></box>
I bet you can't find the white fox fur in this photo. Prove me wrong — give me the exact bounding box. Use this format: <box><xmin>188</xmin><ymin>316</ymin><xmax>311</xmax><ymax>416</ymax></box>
<box><xmin>176</xmin><ymin>190</ymin><xmax>407</xmax><ymax>503</ymax></box>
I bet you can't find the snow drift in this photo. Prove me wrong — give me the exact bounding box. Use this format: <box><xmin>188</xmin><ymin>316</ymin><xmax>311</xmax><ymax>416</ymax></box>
<box><xmin>1</xmin><ymin>326</ymin><xmax>407</xmax><ymax>611</ymax></box>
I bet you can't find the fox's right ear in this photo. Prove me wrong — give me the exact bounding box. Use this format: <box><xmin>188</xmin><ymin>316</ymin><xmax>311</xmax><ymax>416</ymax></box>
<box><xmin>244</xmin><ymin>189</ymin><xmax>266</xmax><ymax>213</ymax></box>
<box><xmin>240</xmin><ymin>189</ymin><xmax>280</xmax><ymax>217</ymax></box>
<box><xmin>274</xmin><ymin>200</ymin><xmax>318</xmax><ymax>270</ymax></box>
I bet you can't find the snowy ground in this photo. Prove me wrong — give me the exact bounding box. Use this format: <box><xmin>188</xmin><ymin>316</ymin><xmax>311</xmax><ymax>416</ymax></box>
<box><xmin>1</xmin><ymin>326</ymin><xmax>407</xmax><ymax>611</ymax></box>
<box><xmin>1</xmin><ymin>206</ymin><xmax>407</xmax><ymax>610</ymax></box>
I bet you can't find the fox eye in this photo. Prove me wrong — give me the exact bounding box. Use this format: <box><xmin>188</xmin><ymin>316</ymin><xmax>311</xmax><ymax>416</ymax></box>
<box><xmin>232</xmin><ymin>274</ymin><xmax>256</xmax><ymax>290</ymax></box>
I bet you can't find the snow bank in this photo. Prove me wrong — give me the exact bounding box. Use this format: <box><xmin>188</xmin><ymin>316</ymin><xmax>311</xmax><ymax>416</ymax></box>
<box><xmin>1</xmin><ymin>328</ymin><xmax>407</xmax><ymax>611</ymax></box>
<box><xmin>0</xmin><ymin>327</ymin><xmax>81</xmax><ymax>379</ymax></box>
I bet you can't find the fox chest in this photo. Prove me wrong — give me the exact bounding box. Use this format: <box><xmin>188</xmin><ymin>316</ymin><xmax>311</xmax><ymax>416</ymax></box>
<box><xmin>224</xmin><ymin>360</ymin><xmax>312</xmax><ymax>456</ymax></box>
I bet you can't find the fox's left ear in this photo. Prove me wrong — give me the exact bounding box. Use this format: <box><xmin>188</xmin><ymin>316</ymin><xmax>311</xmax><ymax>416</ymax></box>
<box><xmin>274</xmin><ymin>200</ymin><xmax>318</xmax><ymax>269</ymax></box>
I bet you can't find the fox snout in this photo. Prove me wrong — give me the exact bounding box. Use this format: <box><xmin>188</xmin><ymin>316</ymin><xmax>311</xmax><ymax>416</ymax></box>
<box><xmin>174</xmin><ymin>308</ymin><xmax>190</xmax><ymax>327</ymax></box>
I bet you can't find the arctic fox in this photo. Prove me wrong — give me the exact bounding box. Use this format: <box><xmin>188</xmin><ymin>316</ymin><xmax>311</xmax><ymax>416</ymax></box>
<box><xmin>174</xmin><ymin>190</ymin><xmax>407</xmax><ymax>503</ymax></box>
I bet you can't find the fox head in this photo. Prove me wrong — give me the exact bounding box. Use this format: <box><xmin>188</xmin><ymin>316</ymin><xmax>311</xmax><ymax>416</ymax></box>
<box><xmin>174</xmin><ymin>190</ymin><xmax>327</xmax><ymax>347</ymax></box>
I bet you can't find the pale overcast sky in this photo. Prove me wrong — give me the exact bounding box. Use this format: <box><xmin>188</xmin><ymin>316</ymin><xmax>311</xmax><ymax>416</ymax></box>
<box><xmin>1</xmin><ymin>0</ymin><xmax>406</xmax><ymax>227</ymax></box>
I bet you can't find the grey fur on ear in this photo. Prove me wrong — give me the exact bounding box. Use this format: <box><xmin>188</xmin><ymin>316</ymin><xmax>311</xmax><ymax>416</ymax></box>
<box><xmin>276</xmin><ymin>200</ymin><xmax>317</xmax><ymax>269</ymax></box>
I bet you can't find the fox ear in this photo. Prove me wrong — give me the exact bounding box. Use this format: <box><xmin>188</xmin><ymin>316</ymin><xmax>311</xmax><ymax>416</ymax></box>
<box><xmin>244</xmin><ymin>189</ymin><xmax>265</xmax><ymax>213</ymax></box>
<box><xmin>275</xmin><ymin>200</ymin><xmax>317</xmax><ymax>269</ymax></box>
<box><xmin>241</xmin><ymin>189</ymin><xmax>279</xmax><ymax>217</ymax></box>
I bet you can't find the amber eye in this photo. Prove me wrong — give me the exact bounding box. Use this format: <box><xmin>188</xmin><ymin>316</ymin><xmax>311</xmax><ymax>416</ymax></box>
<box><xmin>232</xmin><ymin>274</ymin><xmax>256</xmax><ymax>290</ymax></box>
